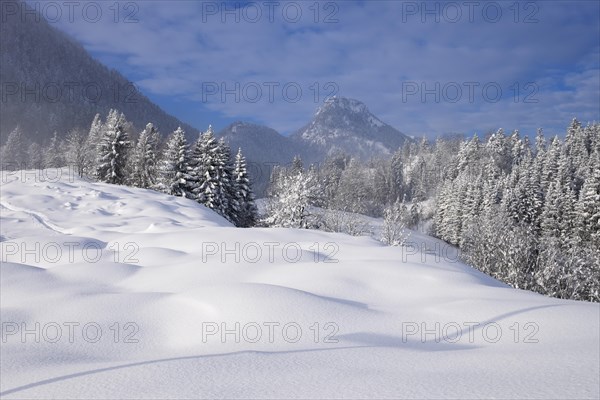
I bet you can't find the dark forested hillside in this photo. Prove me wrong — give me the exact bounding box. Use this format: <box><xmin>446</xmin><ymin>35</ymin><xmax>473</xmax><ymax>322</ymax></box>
<box><xmin>0</xmin><ymin>0</ymin><xmax>198</xmax><ymax>144</ymax></box>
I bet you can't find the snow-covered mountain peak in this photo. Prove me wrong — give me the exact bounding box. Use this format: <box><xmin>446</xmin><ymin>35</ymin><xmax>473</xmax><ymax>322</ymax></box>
<box><xmin>292</xmin><ymin>97</ymin><xmax>410</xmax><ymax>159</ymax></box>
<box><xmin>229</xmin><ymin>121</ymin><xmax>250</xmax><ymax>134</ymax></box>
<box><xmin>317</xmin><ymin>96</ymin><xmax>370</xmax><ymax>116</ymax></box>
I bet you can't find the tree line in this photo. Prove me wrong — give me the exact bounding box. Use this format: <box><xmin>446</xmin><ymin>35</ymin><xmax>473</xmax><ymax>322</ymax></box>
<box><xmin>2</xmin><ymin>113</ymin><xmax>598</xmax><ymax>301</ymax></box>
<box><xmin>435</xmin><ymin>121</ymin><xmax>599</xmax><ymax>302</ymax></box>
<box><xmin>0</xmin><ymin>109</ymin><xmax>258</xmax><ymax>227</ymax></box>
<box><xmin>263</xmin><ymin>120</ymin><xmax>599</xmax><ymax>302</ymax></box>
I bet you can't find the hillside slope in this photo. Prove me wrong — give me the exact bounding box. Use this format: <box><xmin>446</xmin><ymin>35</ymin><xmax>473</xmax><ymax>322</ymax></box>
<box><xmin>216</xmin><ymin>122</ymin><xmax>307</xmax><ymax>194</ymax></box>
<box><xmin>0</xmin><ymin>1</ymin><xmax>198</xmax><ymax>143</ymax></box>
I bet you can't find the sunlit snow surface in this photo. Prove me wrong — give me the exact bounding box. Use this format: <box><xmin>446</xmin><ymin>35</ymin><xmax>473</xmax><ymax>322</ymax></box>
<box><xmin>1</xmin><ymin>169</ymin><xmax>598</xmax><ymax>399</ymax></box>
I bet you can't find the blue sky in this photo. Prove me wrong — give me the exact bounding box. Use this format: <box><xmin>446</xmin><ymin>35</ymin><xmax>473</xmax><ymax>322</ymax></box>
<box><xmin>42</xmin><ymin>0</ymin><xmax>600</xmax><ymax>138</ymax></box>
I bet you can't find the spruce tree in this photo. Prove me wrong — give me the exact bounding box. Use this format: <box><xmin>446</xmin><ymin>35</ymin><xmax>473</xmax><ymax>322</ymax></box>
<box><xmin>321</xmin><ymin>153</ymin><xmax>348</xmax><ymax>207</ymax></box>
<box><xmin>217</xmin><ymin>138</ymin><xmax>238</xmax><ymax>222</ymax></box>
<box><xmin>390</xmin><ymin>149</ymin><xmax>405</xmax><ymax>202</ymax></box>
<box><xmin>1</xmin><ymin>126</ymin><xmax>27</xmax><ymax>170</ymax></box>
<box><xmin>190</xmin><ymin>126</ymin><xmax>227</xmax><ymax>214</ymax></box>
<box><xmin>84</xmin><ymin>113</ymin><xmax>103</xmax><ymax>177</ymax></box>
<box><xmin>27</xmin><ymin>142</ymin><xmax>44</xmax><ymax>169</ymax></box>
<box><xmin>131</xmin><ymin>123</ymin><xmax>159</xmax><ymax>188</ymax></box>
<box><xmin>95</xmin><ymin>110</ymin><xmax>131</xmax><ymax>184</ymax></box>
<box><xmin>433</xmin><ymin>180</ymin><xmax>452</xmax><ymax>240</ymax></box>
<box><xmin>542</xmin><ymin>136</ymin><xmax>561</xmax><ymax>191</ymax></box>
<box><xmin>333</xmin><ymin>158</ymin><xmax>373</xmax><ymax>215</ymax></box>
<box><xmin>290</xmin><ymin>155</ymin><xmax>303</xmax><ymax>175</ymax></box>
<box><xmin>486</xmin><ymin>128</ymin><xmax>512</xmax><ymax>173</ymax></box>
<box><xmin>157</xmin><ymin>127</ymin><xmax>190</xmax><ymax>197</ymax></box>
<box><xmin>232</xmin><ymin>148</ymin><xmax>258</xmax><ymax>227</ymax></box>
<box><xmin>457</xmin><ymin>135</ymin><xmax>481</xmax><ymax>174</ymax></box>
<box><xmin>45</xmin><ymin>131</ymin><xmax>65</xmax><ymax>168</ymax></box>
<box><xmin>541</xmin><ymin>180</ymin><xmax>563</xmax><ymax>240</ymax></box>
<box><xmin>574</xmin><ymin>152</ymin><xmax>600</xmax><ymax>247</ymax></box>
<box><xmin>65</xmin><ymin>128</ymin><xmax>87</xmax><ymax>176</ymax></box>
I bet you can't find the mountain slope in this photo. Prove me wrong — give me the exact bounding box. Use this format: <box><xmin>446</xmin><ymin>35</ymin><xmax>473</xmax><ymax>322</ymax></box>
<box><xmin>216</xmin><ymin>122</ymin><xmax>307</xmax><ymax>195</ymax></box>
<box><xmin>217</xmin><ymin>98</ymin><xmax>413</xmax><ymax>195</ymax></box>
<box><xmin>292</xmin><ymin>97</ymin><xmax>411</xmax><ymax>159</ymax></box>
<box><xmin>217</xmin><ymin>121</ymin><xmax>302</xmax><ymax>164</ymax></box>
<box><xmin>0</xmin><ymin>1</ymin><xmax>198</xmax><ymax>143</ymax></box>
<box><xmin>1</xmin><ymin>169</ymin><xmax>598</xmax><ymax>398</ymax></box>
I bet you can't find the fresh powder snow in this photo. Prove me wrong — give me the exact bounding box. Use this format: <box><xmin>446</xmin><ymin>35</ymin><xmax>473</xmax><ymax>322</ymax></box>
<box><xmin>1</xmin><ymin>169</ymin><xmax>598</xmax><ymax>399</ymax></box>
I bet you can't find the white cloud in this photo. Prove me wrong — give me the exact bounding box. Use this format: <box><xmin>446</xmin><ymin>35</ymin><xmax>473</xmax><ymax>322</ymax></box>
<box><xmin>51</xmin><ymin>0</ymin><xmax>600</xmax><ymax>137</ymax></box>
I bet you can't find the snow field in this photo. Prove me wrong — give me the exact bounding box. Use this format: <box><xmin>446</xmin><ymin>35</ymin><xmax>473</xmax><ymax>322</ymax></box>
<box><xmin>1</xmin><ymin>169</ymin><xmax>598</xmax><ymax>399</ymax></box>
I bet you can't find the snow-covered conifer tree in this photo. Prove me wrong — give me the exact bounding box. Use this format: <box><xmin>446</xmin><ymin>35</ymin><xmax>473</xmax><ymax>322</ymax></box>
<box><xmin>65</xmin><ymin>128</ymin><xmax>87</xmax><ymax>176</ymax></box>
<box><xmin>96</xmin><ymin>110</ymin><xmax>131</xmax><ymax>184</ymax></box>
<box><xmin>1</xmin><ymin>126</ymin><xmax>27</xmax><ymax>170</ymax></box>
<box><xmin>130</xmin><ymin>123</ymin><xmax>160</xmax><ymax>188</ymax></box>
<box><xmin>574</xmin><ymin>151</ymin><xmax>600</xmax><ymax>247</ymax></box>
<box><xmin>26</xmin><ymin>142</ymin><xmax>44</xmax><ymax>169</ymax></box>
<box><xmin>232</xmin><ymin>148</ymin><xmax>258</xmax><ymax>227</ymax></box>
<box><xmin>189</xmin><ymin>126</ymin><xmax>230</xmax><ymax>217</ymax></box>
<box><xmin>157</xmin><ymin>127</ymin><xmax>190</xmax><ymax>197</ymax></box>
<box><xmin>290</xmin><ymin>155</ymin><xmax>303</xmax><ymax>175</ymax></box>
<box><xmin>84</xmin><ymin>113</ymin><xmax>103</xmax><ymax>176</ymax></box>
<box><xmin>45</xmin><ymin>131</ymin><xmax>65</xmax><ymax>168</ymax></box>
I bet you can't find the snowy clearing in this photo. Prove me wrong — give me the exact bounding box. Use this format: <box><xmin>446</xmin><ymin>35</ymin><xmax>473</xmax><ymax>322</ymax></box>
<box><xmin>1</xmin><ymin>169</ymin><xmax>598</xmax><ymax>399</ymax></box>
